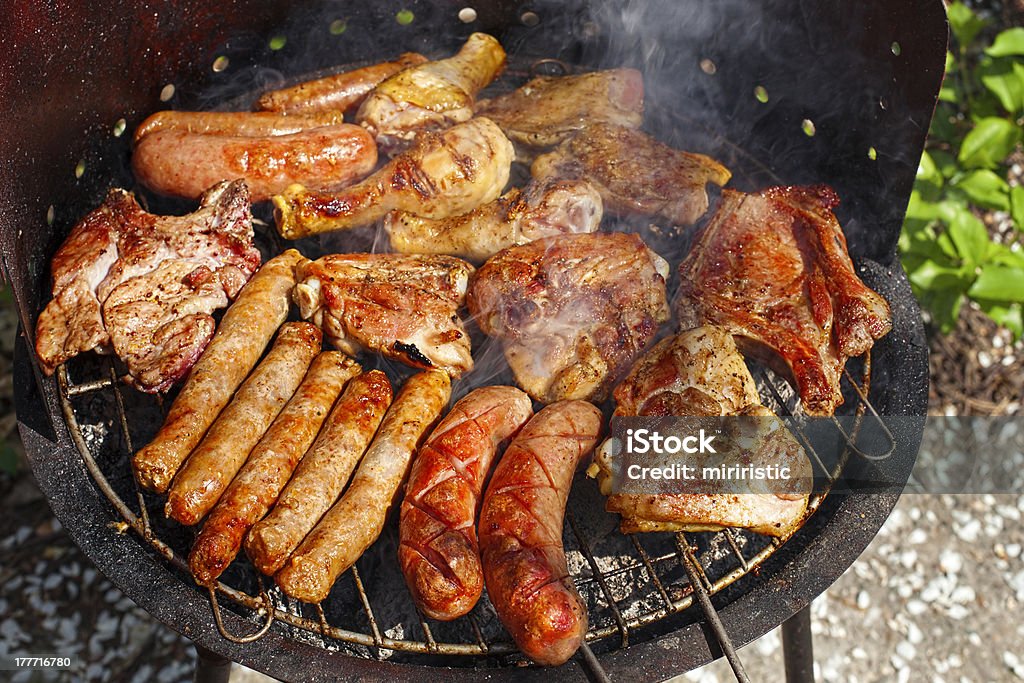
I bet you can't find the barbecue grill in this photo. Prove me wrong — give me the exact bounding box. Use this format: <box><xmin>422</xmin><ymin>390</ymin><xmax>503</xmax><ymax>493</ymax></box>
<box><xmin>2</xmin><ymin>1</ymin><xmax>944</xmax><ymax>681</ymax></box>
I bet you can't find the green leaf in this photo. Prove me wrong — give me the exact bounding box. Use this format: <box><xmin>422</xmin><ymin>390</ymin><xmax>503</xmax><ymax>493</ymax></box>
<box><xmin>922</xmin><ymin>289</ymin><xmax>966</xmax><ymax>334</ymax></box>
<box><xmin>986</xmin><ymin>27</ymin><xmax>1024</xmax><ymax>57</ymax></box>
<box><xmin>1011</xmin><ymin>185</ymin><xmax>1024</xmax><ymax>230</ymax></box>
<box><xmin>908</xmin><ymin>259</ymin><xmax>973</xmax><ymax>291</ymax></box>
<box><xmin>977</xmin><ymin>57</ymin><xmax>1024</xmax><ymax>114</ymax></box>
<box><xmin>977</xmin><ymin>300</ymin><xmax>1023</xmax><ymax>339</ymax></box>
<box><xmin>947</xmin><ymin>2</ymin><xmax>986</xmax><ymax>48</ymax></box>
<box><xmin>905</xmin><ymin>188</ymin><xmax>941</xmax><ymax>221</ymax></box>
<box><xmin>931</xmin><ymin>149</ymin><xmax>959</xmax><ymax>179</ymax></box>
<box><xmin>0</xmin><ymin>444</ymin><xmax>19</xmax><ymax>476</ymax></box>
<box><xmin>944</xmin><ymin>204</ymin><xmax>992</xmax><ymax>267</ymax></box>
<box><xmin>952</xmin><ymin>169</ymin><xmax>1011</xmax><ymax>210</ymax></box>
<box><xmin>988</xmin><ymin>242</ymin><xmax>1024</xmax><ymax>268</ymax></box>
<box><xmin>958</xmin><ymin>117</ymin><xmax>1023</xmax><ymax>168</ymax></box>
<box><xmin>968</xmin><ymin>265</ymin><xmax>1024</xmax><ymax>301</ymax></box>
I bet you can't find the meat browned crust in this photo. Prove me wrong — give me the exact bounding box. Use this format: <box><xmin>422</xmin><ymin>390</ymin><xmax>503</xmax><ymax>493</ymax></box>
<box><xmin>35</xmin><ymin>179</ymin><xmax>261</xmax><ymax>393</ymax></box>
<box><xmin>675</xmin><ymin>185</ymin><xmax>892</xmax><ymax>416</ymax></box>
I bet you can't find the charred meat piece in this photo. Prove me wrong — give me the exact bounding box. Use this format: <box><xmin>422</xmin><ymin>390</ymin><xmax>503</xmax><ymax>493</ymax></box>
<box><xmin>468</xmin><ymin>232</ymin><xmax>670</xmax><ymax>403</ymax></box>
<box><xmin>676</xmin><ymin>185</ymin><xmax>893</xmax><ymax>416</ymax></box>
<box><xmin>293</xmin><ymin>253</ymin><xmax>475</xmax><ymax>377</ymax></box>
<box><xmin>357</xmin><ymin>33</ymin><xmax>506</xmax><ymax>153</ymax></box>
<box><xmin>384</xmin><ymin>177</ymin><xmax>602</xmax><ymax>263</ymax></box>
<box><xmin>35</xmin><ymin>179</ymin><xmax>260</xmax><ymax>392</ymax></box>
<box><xmin>274</xmin><ymin>117</ymin><xmax>514</xmax><ymax>240</ymax></box>
<box><xmin>593</xmin><ymin>326</ymin><xmax>812</xmax><ymax>538</ymax></box>
<box><xmin>531</xmin><ymin>122</ymin><xmax>731</xmax><ymax>227</ymax></box>
<box><xmin>476</xmin><ymin>68</ymin><xmax>644</xmax><ymax>160</ymax></box>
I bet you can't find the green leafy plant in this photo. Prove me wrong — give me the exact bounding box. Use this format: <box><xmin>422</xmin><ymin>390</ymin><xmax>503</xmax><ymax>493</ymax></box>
<box><xmin>900</xmin><ymin>2</ymin><xmax>1024</xmax><ymax>338</ymax></box>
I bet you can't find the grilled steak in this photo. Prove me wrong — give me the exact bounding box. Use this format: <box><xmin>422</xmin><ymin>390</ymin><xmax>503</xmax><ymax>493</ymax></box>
<box><xmin>34</xmin><ymin>179</ymin><xmax>260</xmax><ymax>392</ymax></box>
<box><xmin>468</xmin><ymin>232</ymin><xmax>670</xmax><ymax>403</ymax></box>
<box><xmin>293</xmin><ymin>253</ymin><xmax>476</xmax><ymax>377</ymax></box>
<box><xmin>676</xmin><ymin>185</ymin><xmax>893</xmax><ymax>416</ymax></box>
<box><xmin>593</xmin><ymin>326</ymin><xmax>812</xmax><ymax>538</ymax></box>
<box><xmin>531</xmin><ymin>122</ymin><xmax>731</xmax><ymax>226</ymax></box>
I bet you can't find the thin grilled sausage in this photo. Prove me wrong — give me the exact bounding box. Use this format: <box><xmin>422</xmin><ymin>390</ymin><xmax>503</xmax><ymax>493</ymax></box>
<box><xmin>133</xmin><ymin>110</ymin><xmax>347</xmax><ymax>144</ymax></box>
<box><xmin>479</xmin><ymin>400</ymin><xmax>603</xmax><ymax>666</ymax></box>
<box><xmin>133</xmin><ymin>249</ymin><xmax>305</xmax><ymax>493</ymax></box>
<box><xmin>165</xmin><ymin>322</ymin><xmax>322</xmax><ymax>526</ymax></box>
<box><xmin>255</xmin><ymin>53</ymin><xmax>427</xmax><ymax>115</ymax></box>
<box><xmin>275</xmin><ymin>370</ymin><xmax>451</xmax><ymax>603</ymax></box>
<box><xmin>132</xmin><ymin>124</ymin><xmax>377</xmax><ymax>202</ymax></box>
<box><xmin>245</xmin><ymin>370</ymin><xmax>393</xmax><ymax>576</ymax></box>
<box><xmin>398</xmin><ymin>386</ymin><xmax>533</xmax><ymax>620</ymax></box>
<box><xmin>188</xmin><ymin>351</ymin><xmax>360</xmax><ymax>586</ymax></box>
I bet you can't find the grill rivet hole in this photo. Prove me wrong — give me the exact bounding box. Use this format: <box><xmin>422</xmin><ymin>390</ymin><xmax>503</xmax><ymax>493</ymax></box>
<box><xmin>458</xmin><ymin>7</ymin><xmax>477</xmax><ymax>23</ymax></box>
<box><xmin>891</xmin><ymin>41</ymin><xmax>902</xmax><ymax>56</ymax></box>
<box><xmin>74</xmin><ymin>159</ymin><xmax>86</xmax><ymax>179</ymax></box>
<box><xmin>754</xmin><ymin>85</ymin><xmax>769</xmax><ymax>103</ymax></box>
<box><xmin>46</xmin><ymin>205</ymin><xmax>55</xmax><ymax>226</ymax></box>
<box><xmin>330</xmin><ymin>19</ymin><xmax>347</xmax><ymax>35</ymax></box>
<box><xmin>396</xmin><ymin>9</ymin><xmax>415</xmax><ymax>25</ymax></box>
<box><xmin>700</xmin><ymin>58</ymin><xmax>717</xmax><ymax>75</ymax></box>
<box><xmin>212</xmin><ymin>56</ymin><xmax>230</xmax><ymax>72</ymax></box>
<box><xmin>521</xmin><ymin>11</ymin><xmax>540</xmax><ymax>26</ymax></box>
<box><xmin>113</xmin><ymin>118</ymin><xmax>127</xmax><ymax>138</ymax></box>
<box><xmin>801</xmin><ymin>119</ymin><xmax>816</xmax><ymax>137</ymax></box>
<box><xmin>159</xmin><ymin>84</ymin><xmax>175</xmax><ymax>101</ymax></box>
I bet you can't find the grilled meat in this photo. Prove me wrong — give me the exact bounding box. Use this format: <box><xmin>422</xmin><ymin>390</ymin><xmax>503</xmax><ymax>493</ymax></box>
<box><xmin>357</xmin><ymin>33</ymin><xmax>506</xmax><ymax>153</ymax></box>
<box><xmin>531</xmin><ymin>122</ymin><xmax>731</xmax><ymax>227</ymax></box>
<box><xmin>35</xmin><ymin>179</ymin><xmax>260</xmax><ymax>393</ymax></box>
<box><xmin>255</xmin><ymin>53</ymin><xmax>428</xmax><ymax>115</ymax></box>
<box><xmin>468</xmin><ymin>232</ymin><xmax>670</xmax><ymax>403</ymax></box>
<box><xmin>293</xmin><ymin>253</ymin><xmax>475</xmax><ymax>377</ymax></box>
<box><xmin>273</xmin><ymin>117</ymin><xmax>514</xmax><ymax>240</ymax></box>
<box><xmin>593</xmin><ymin>326</ymin><xmax>812</xmax><ymax>538</ymax></box>
<box><xmin>676</xmin><ymin>185</ymin><xmax>893</xmax><ymax>416</ymax></box>
<box><xmin>476</xmin><ymin>68</ymin><xmax>644</xmax><ymax>160</ymax></box>
<box><xmin>384</xmin><ymin>177</ymin><xmax>602</xmax><ymax>262</ymax></box>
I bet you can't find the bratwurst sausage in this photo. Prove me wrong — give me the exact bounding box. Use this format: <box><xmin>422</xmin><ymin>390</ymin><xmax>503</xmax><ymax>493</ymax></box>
<box><xmin>398</xmin><ymin>385</ymin><xmax>532</xmax><ymax>621</ymax></box>
<box><xmin>133</xmin><ymin>249</ymin><xmax>304</xmax><ymax>493</ymax></box>
<box><xmin>188</xmin><ymin>351</ymin><xmax>360</xmax><ymax>586</ymax></box>
<box><xmin>165</xmin><ymin>322</ymin><xmax>322</xmax><ymax>526</ymax></box>
<box><xmin>479</xmin><ymin>400</ymin><xmax>603</xmax><ymax>666</ymax></box>
<box><xmin>255</xmin><ymin>53</ymin><xmax>428</xmax><ymax>115</ymax></box>
<box><xmin>132</xmin><ymin>110</ymin><xmax>347</xmax><ymax>144</ymax></box>
<box><xmin>275</xmin><ymin>370</ymin><xmax>451</xmax><ymax>603</ymax></box>
<box><xmin>132</xmin><ymin>124</ymin><xmax>377</xmax><ymax>202</ymax></box>
<box><xmin>245</xmin><ymin>370</ymin><xmax>393</xmax><ymax>576</ymax></box>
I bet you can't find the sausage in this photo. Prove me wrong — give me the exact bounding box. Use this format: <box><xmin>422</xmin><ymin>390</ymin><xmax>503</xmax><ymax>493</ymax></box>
<box><xmin>188</xmin><ymin>351</ymin><xmax>360</xmax><ymax>586</ymax></box>
<box><xmin>275</xmin><ymin>370</ymin><xmax>451</xmax><ymax>603</ymax></box>
<box><xmin>255</xmin><ymin>53</ymin><xmax>428</xmax><ymax>115</ymax></box>
<box><xmin>133</xmin><ymin>249</ymin><xmax>305</xmax><ymax>493</ymax></box>
<box><xmin>131</xmin><ymin>124</ymin><xmax>377</xmax><ymax>202</ymax></box>
<box><xmin>478</xmin><ymin>400</ymin><xmax>603</xmax><ymax>666</ymax></box>
<box><xmin>245</xmin><ymin>370</ymin><xmax>393</xmax><ymax>576</ymax></box>
<box><xmin>165</xmin><ymin>322</ymin><xmax>322</xmax><ymax>526</ymax></box>
<box><xmin>132</xmin><ymin>110</ymin><xmax>347</xmax><ymax>144</ymax></box>
<box><xmin>398</xmin><ymin>385</ymin><xmax>533</xmax><ymax>620</ymax></box>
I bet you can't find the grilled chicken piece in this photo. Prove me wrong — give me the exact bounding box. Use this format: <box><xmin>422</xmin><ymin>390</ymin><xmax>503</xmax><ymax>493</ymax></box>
<box><xmin>593</xmin><ymin>326</ymin><xmax>812</xmax><ymax>538</ymax></box>
<box><xmin>676</xmin><ymin>185</ymin><xmax>893</xmax><ymax>416</ymax></box>
<box><xmin>384</xmin><ymin>178</ymin><xmax>603</xmax><ymax>262</ymax></box>
<box><xmin>357</xmin><ymin>33</ymin><xmax>506</xmax><ymax>153</ymax></box>
<box><xmin>35</xmin><ymin>180</ymin><xmax>260</xmax><ymax>392</ymax></box>
<box><xmin>468</xmin><ymin>232</ymin><xmax>670</xmax><ymax>403</ymax></box>
<box><xmin>476</xmin><ymin>68</ymin><xmax>644</xmax><ymax>160</ymax></box>
<box><xmin>274</xmin><ymin>117</ymin><xmax>514</xmax><ymax>240</ymax></box>
<box><xmin>293</xmin><ymin>253</ymin><xmax>475</xmax><ymax>377</ymax></box>
<box><xmin>531</xmin><ymin>122</ymin><xmax>731</xmax><ymax>227</ymax></box>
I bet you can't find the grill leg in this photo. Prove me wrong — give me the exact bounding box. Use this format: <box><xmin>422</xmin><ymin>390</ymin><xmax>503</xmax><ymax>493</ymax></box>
<box><xmin>193</xmin><ymin>645</ymin><xmax>232</xmax><ymax>683</ymax></box>
<box><xmin>781</xmin><ymin>605</ymin><xmax>815</xmax><ymax>683</ymax></box>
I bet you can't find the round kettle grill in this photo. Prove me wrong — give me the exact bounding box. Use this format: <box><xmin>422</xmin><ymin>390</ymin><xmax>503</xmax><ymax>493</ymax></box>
<box><xmin>2</xmin><ymin>0</ymin><xmax>944</xmax><ymax>680</ymax></box>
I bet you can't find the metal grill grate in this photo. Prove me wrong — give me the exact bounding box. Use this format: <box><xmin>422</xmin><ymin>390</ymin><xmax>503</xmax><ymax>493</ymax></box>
<box><xmin>54</xmin><ymin>351</ymin><xmax>885</xmax><ymax>669</ymax></box>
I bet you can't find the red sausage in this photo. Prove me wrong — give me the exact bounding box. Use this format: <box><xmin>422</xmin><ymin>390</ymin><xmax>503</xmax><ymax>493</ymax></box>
<box><xmin>398</xmin><ymin>385</ymin><xmax>533</xmax><ymax>620</ymax></box>
<box><xmin>132</xmin><ymin>124</ymin><xmax>377</xmax><ymax>202</ymax></box>
<box><xmin>478</xmin><ymin>400</ymin><xmax>603</xmax><ymax>666</ymax></box>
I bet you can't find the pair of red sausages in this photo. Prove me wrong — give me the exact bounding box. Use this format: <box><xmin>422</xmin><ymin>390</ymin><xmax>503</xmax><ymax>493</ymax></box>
<box><xmin>132</xmin><ymin>54</ymin><xmax>427</xmax><ymax>202</ymax></box>
<box><xmin>399</xmin><ymin>394</ymin><xmax>602</xmax><ymax>666</ymax></box>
